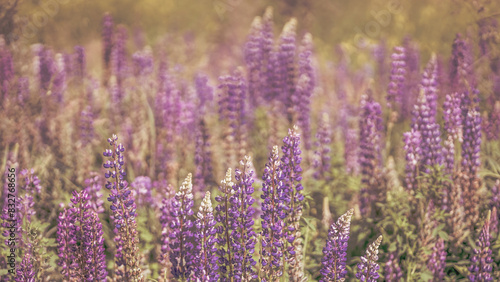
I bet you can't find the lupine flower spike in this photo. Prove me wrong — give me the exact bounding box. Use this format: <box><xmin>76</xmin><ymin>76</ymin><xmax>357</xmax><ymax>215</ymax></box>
<box><xmin>282</xmin><ymin>125</ymin><xmax>305</xmax><ymax>281</ymax></box>
<box><xmin>168</xmin><ymin>174</ymin><xmax>196</xmax><ymax>281</ymax></box>
<box><xmin>356</xmin><ymin>235</ymin><xmax>383</xmax><ymax>282</ymax></box>
<box><xmin>103</xmin><ymin>134</ymin><xmax>143</xmax><ymax>281</ymax></box>
<box><xmin>193</xmin><ymin>192</ymin><xmax>219</xmax><ymax>281</ymax></box>
<box><xmin>469</xmin><ymin>211</ymin><xmax>493</xmax><ymax>281</ymax></box>
<box><xmin>215</xmin><ymin>169</ymin><xmax>235</xmax><ymax>281</ymax></box>
<box><xmin>231</xmin><ymin>156</ymin><xmax>258</xmax><ymax>281</ymax></box>
<box><xmin>320</xmin><ymin>208</ymin><xmax>354</xmax><ymax>282</ymax></box>
<box><xmin>260</xmin><ymin>146</ymin><xmax>286</xmax><ymax>281</ymax></box>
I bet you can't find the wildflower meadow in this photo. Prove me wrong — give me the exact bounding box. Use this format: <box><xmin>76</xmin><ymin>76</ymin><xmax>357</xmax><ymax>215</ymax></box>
<box><xmin>1</xmin><ymin>0</ymin><xmax>500</xmax><ymax>281</ymax></box>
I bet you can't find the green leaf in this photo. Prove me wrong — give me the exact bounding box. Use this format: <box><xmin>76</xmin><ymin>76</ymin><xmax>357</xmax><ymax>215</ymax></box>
<box><xmin>420</xmin><ymin>270</ymin><xmax>433</xmax><ymax>281</ymax></box>
<box><xmin>438</xmin><ymin>230</ymin><xmax>449</xmax><ymax>241</ymax></box>
<box><xmin>302</xmin><ymin>217</ymin><xmax>317</xmax><ymax>232</ymax></box>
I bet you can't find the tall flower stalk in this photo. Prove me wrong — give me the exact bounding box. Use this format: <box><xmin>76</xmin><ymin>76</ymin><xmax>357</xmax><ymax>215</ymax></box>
<box><xmin>231</xmin><ymin>157</ymin><xmax>257</xmax><ymax>281</ymax></box>
<box><xmin>193</xmin><ymin>192</ymin><xmax>219</xmax><ymax>281</ymax></box>
<box><xmin>103</xmin><ymin>134</ymin><xmax>142</xmax><ymax>281</ymax></box>
<box><xmin>469</xmin><ymin>211</ymin><xmax>493</xmax><ymax>281</ymax></box>
<box><xmin>356</xmin><ymin>235</ymin><xmax>383</xmax><ymax>282</ymax></box>
<box><xmin>281</xmin><ymin>126</ymin><xmax>305</xmax><ymax>281</ymax></box>
<box><xmin>358</xmin><ymin>95</ymin><xmax>383</xmax><ymax>216</ymax></box>
<box><xmin>260</xmin><ymin>146</ymin><xmax>286</xmax><ymax>281</ymax></box>
<box><xmin>320</xmin><ymin>209</ymin><xmax>354</xmax><ymax>282</ymax></box>
<box><xmin>215</xmin><ymin>169</ymin><xmax>235</xmax><ymax>281</ymax></box>
<box><xmin>168</xmin><ymin>174</ymin><xmax>196</xmax><ymax>281</ymax></box>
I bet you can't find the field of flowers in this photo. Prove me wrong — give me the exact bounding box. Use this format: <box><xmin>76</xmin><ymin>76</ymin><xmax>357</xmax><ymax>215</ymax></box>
<box><xmin>1</xmin><ymin>0</ymin><xmax>500</xmax><ymax>281</ymax></box>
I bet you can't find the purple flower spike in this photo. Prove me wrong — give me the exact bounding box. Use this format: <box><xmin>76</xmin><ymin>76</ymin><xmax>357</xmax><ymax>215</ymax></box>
<box><xmin>244</xmin><ymin>16</ymin><xmax>264</xmax><ymax>109</ymax></box>
<box><xmin>74</xmin><ymin>45</ymin><xmax>86</xmax><ymax>79</ymax></box>
<box><xmin>281</xmin><ymin>126</ymin><xmax>305</xmax><ymax>280</ymax></box>
<box><xmin>320</xmin><ymin>209</ymin><xmax>354</xmax><ymax>282</ymax></box>
<box><xmin>345</xmin><ymin>128</ymin><xmax>360</xmax><ymax>175</ymax></box>
<box><xmin>278</xmin><ymin>18</ymin><xmax>298</xmax><ymax>124</ymax></box>
<box><xmin>56</xmin><ymin>208</ymin><xmax>78</xmax><ymax>280</ymax></box>
<box><xmin>483</xmin><ymin>102</ymin><xmax>500</xmax><ymax>141</ymax></box>
<box><xmin>384</xmin><ymin>252</ymin><xmax>403</xmax><ymax>281</ymax></box>
<box><xmin>168</xmin><ymin>173</ymin><xmax>196</xmax><ymax>280</ymax></box>
<box><xmin>313</xmin><ymin>113</ymin><xmax>332</xmax><ymax>180</ymax></box>
<box><xmin>356</xmin><ymin>235</ymin><xmax>383</xmax><ymax>282</ymax></box>
<box><xmin>194</xmin><ymin>118</ymin><xmax>215</xmax><ymax>197</ymax></box>
<box><xmin>193</xmin><ymin>192</ymin><xmax>219</xmax><ymax>281</ymax></box>
<box><xmin>51</xmin><ymin>53</ymin><xmax>66</xmax><ymax>103</ymax></box>
<box><xmin>131</xmin><ymin>176</ymin><xmax>153</xmax><ymax>209</ymax></box>
<box><xmin>215</xmin><ymin>169</ymin><xmax>235</xmax><ymax>281</ymax></box>
<box><xmin>403</xmin><ymin>129</ymin><xmax>422</xmax><ymax>192</ymax></box>
<box><xmin>132</xmin><ymin>47</ymin><xmax>153</xmax><ymax>77</ymax></box>
<box><xmin>16</xmin><ymin>251</ymin><xmax>35</xmax><ymax>281</ymax></box>
<box><xmin>450</xmin><ymin>33</ymin><xmax>476</xmax><ymax>93</ymax></box>
<box><xmin>461</xmin><ymin>108</ymin><xmax>482</xmax><ymax>226</ymax></box>
<box><xmin>195</xmin><ymin>73</ymin><xmax>214</xmax><ymax>113</ymax></box>
<box><xmin>218</xmin><ymin>68</ymin><xmax>247</xmax><ymax>166</ymax></box>
<box><xmin>469</xmin><ymin>212</ymin><xmax>493</xmax><ymax>281</ymax></box>
<box><xmin>80</xmin><ymin>105</ymin><xmax>95</xmax><ymax>146</ymax></box>
<box><xmin>296</xmin><ymin>33</ymin><xmax>315</xmax><ymax>149</ymax></box>
<box><xmin>159</xmin><ymin>183</ymin><xmax>175</xmax><ymax>279</ymax></box>
<box><xmin>387</xmin><ymin>46</ymin><xmax>406</xmax><ymax>111</ymax></box>
<box><xmin>443</xmin><ymin>93</ymin><xmax>463</xmax><ymax>142</ymax></box>
<box><xmin>411</xmin><ymin>58</ymin><xmax>443</xmax><ymax>173</ymax></box>
<box><xmin>102</xmin><ymin>134</ymin><xmax>142</xmax><ymax>281</ymax></box>
<box><xmin>102</xmin><ymin>13</ymin><xmax>114</xmax><ymax>70</ymax></box>
<box><xmin>17</xmin><ymin>76</ymin><xmax>30</xmax><ymax>106</ymax></box>
<box><xmin>34</xmin><ymin>45</ymin><xmax>55</xmax><ymax>94</ymax></box>
<box><xmin>260</xmin><ymin>146</ymin><xmax>286</xmax><ymax>281</ymax></box>
<box><xmin>231</xmin><ymin>156</ymin><xmax>257</xmax><ymax>281</ymax></box>
<box><xmin>111</xmin><ymin>25</ymin><xmax>128</xmax><ymax>90</ymax></box>
<box><xmin>428</xmin><ymin>238</ymin><xmax>446</xmax><ymax>281</ymax></box>
<box><xmin>358</xmin><ymin>94</ymin><xmax>383</xmax><ymax>216</ymax></box>
<box><xmin>0</xmin><ymin>43</ymin><xmax>14</xmax><ymax>99</ymax></box>
<box><xmin>57</xmin><ymin>191</ymin><xmax>107</xmax><ymax>281</ymax></box>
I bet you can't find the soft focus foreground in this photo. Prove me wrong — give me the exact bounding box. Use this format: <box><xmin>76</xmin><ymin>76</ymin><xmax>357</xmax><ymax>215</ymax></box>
<box><xmin>1</xmin><ymin>0</ymin><xmax>500</xmax><ymax>281</ymax></box>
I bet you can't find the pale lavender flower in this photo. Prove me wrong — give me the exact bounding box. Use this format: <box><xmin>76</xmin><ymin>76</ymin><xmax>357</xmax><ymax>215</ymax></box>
<box><xmin>469</xmin><ymin>212</ymin><xmax>493</xmax><ymax>281</ymax></box>
<box><xmin>403</xmin><ymin>129</ymin><xmax>422</xmax><ymax>192</ymax></box>
<box><xmin>358</xmin><ymin>95</ymin><xmax>383</xmax><ymax>216</ymax></box>
<box><xmin>193</xmin><ymin>192</ymin><xmax>219</xmax><ymax>281</ymax></box>
<box><xmin>131</xmin><ymin>176</ymin><xmax>153</xmax><ymax>209</ymax></box>
<box><xmin>313</xmin><ymin>113</ymin><xmax>332</xmax><ymax>180</ymax></box>
<box><xmin>168</xmin><ymin>174</ymin><xmax>196</xmax><ymax>280</ymax></box>
<box><xmin>230</xmin><ymin>156</ymin><xmax>257</xmax><ymax>281</ymax></box>
<box><xmin>320</xmin><ymin>209</ymin><xmax>354</xmax><ymax>282</ymax></box>
<box><xmin>260</xmin><ymin>146</ymin><xmax>286</xmax><ymax>281</ymax></box>
<box><xmin>428</xmin><ymin>238</ymin><xmax>446</xmax><ymax>281</ymax></box>
<box><xmin>356</xmin><ymin>235</ymin><xmax>383</xmax><ymax>282</ymax></box>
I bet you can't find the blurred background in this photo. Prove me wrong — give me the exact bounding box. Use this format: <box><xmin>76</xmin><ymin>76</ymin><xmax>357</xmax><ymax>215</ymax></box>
<box><xmin>3</xmin><ymin>0</ymin><xmax>499</xmax><ymax>72</ymax></box>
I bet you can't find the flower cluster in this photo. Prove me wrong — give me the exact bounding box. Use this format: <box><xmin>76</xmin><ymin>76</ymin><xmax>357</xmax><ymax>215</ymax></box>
<box><xmin>356</xmin><ymin>235</ymin><xmax>383</xmax><ymax>282</ymax></box>
<box><xmin>193</xmin><ymin>192</ymin><xmax>219</xmax><ymax>281</ymax></box>
<box><xmin>428</xmin><ymin>238</ymin><xmax>447</xmax><ymax>280</ymax></box>
<box><xmin>215</xmin><ymin>169</ymin><xmax>236</xmax><ymax>281</ymax></box>
<box><xmin>387</xmin><ymin>46</ymin><xmax>406</xmax><ymax>111</ymax></box>
<box><xmin>411</xmin><ymin>56</ymin><xmax>443</xmax><ymax>172</ymax></box>
<box><xmin>320</xmin><ymin>209</ymin><xmax>353</xmax><ymax>282</ymax></box>
<box><xmin>130</xmin><ymin>176</ymin><xmax>153</xmax><ymax>209</ymax></box>
<box><xmin>403</xmin><ymin>129</ymin><xmax>422</xmax><ymax>192</ymax></box>
<box><xmin>281</xmin><ymin>126</ymin><xmax>305</xmax><ymax>280</ymax></box>
<box><xmin>168</xmin><ymin>174</ymin><xmax>196</xmax><ymax>280</ymax></box>
<box><xmin>358</xmin><ymin>95</ymin><xmax>383</xmax><ymax>216</ymax></box>
<box><xmin>260</xmin><ymin>146</ymin><xmax>286</xmax><ymax>281</ymax></box>
<box><xmin>230</xmin><ymin>157</ymin><xmax>258</xmax><ymax>280</ymax></box>
<box><xmin>313</xmin><ymin>112</ymin><xmax>332</xmax><ymax>180</ymax></box>
<box><xmin>469</xmin><ymin>212</ymin><xmax>493</xmax><ymax>281</ymax></box>
<box><xmin>56</xmin><ymin>190</ymin><xmax>107</xmax><ymax>281</ymax></box>
<box><xmin>103</xmin><ymin>134</ymin><xmax>142</xmax><ymax>281</ymax></box>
